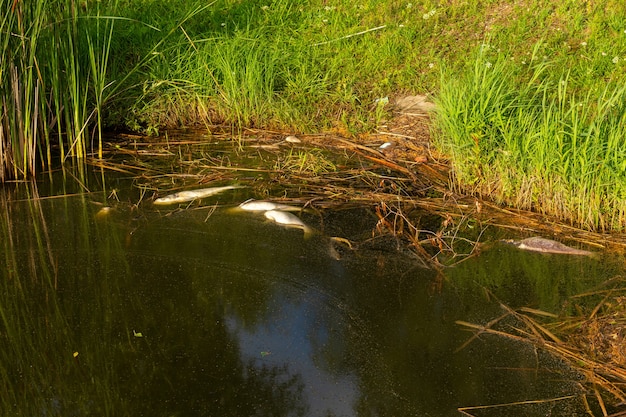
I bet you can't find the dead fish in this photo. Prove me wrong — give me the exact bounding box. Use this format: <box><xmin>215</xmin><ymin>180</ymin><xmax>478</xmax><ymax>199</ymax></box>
<box><xmin>95</xmin><ymin>206</ymin><xmax>114</xmax><ymax>219</ymax></box>
<box><xmin>264</xmin><ymin>210</ymin><xmax>312</xmax><ymax>235</ymax></box>
<box><xmin>328</xmin><ymin>236</ymin><xmax>355</xmax><ymax>260</ymax></box>
<box><xmin>503</xmin><ymin>237</ymin><xmax>594</xmax><ymax>256</ymax></box>
<box><xmin>154</xmin><ymin>185</ymin><xmax>245</xmax><ymax>205</ymax></box>
<box><xmin>238</xmin><ymin>199</ymin><xmax>302</xmax><ymax>212</ymax></box>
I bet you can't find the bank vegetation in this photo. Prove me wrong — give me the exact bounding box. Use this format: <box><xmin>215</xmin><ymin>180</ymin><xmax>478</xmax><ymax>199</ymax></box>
<box><xmin>2</xmin><ymin>0</ymin><xmax>626</xmax><ymax>231</ymax></box>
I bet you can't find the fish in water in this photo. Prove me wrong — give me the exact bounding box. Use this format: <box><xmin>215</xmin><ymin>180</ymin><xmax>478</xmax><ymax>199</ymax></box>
<box><xmin>264</xmin><ymin>210</ymin><xmax>312</xmax><ymax>235</ymax></box>
<box><xmin>95</xmin><ymin>206</ymin><xmax>114</xmax><ymax>220</ymax></box>
<box><xmin>154</xmin><ymin>185</ymin><xmax>244</xmax><ymax>205</ymax></box>
<box><xmin>238</xmin><ymin>199</ymin><xmax>302</xmax><ymax>212</ymax></box>
<box><xmin>503</xmin><ymin>237</ymin><xmax>594</xmax><ymax>256</ymax></box>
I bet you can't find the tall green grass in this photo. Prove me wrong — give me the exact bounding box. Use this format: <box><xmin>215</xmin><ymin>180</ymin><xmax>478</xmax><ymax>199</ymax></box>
<box><xmin>118</xmin><ymin>0</ymin><xmax>626</xmax><ymax>139</ymax></box>
<box><xmin>0</xmin><ymin>0</ymin><xmax>206</xmax><ymax>181</ymax></box>
<box><xmin>0</xmin><ymin>0</ymin><xmax>127</xmax><ymax>180</ymax></box>
<box><xmin>434</xmin><ymin>44</ymin><xmax>626</xmax><ymax>231</ymax></box>
<box><xmin>123</xmin><ymin>0</ymin><xmax>437</xmax><ymax>134</ymax></box>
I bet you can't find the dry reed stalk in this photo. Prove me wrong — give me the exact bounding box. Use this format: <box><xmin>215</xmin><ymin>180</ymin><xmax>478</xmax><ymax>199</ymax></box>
<box><xmin>458</xmin><ymin>299</ymin><xmax>626</xmax><ymax>413</ymax></box>
<box><xmin>457</xmin><ymin>395</ymin><xmax>579</xmax><ymax>417</ymax></box>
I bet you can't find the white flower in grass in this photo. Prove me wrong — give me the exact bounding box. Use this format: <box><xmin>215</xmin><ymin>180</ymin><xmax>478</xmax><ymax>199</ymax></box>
<box><xmin>580</xmin><ymin>41</ymin><xmax>587</xmax><ymax>47</ymax></box>
<box><xmin>375</xmin><ymin>97</ymin><xmax>389</xmax><ymax>105</ymax></box>
<box><xmin>261</xmin><ymin>5</ymin><xmax>269</xmax><ymax>11</ymax></box>
<box><xmin>613</xmin><ymin>56</ymin><xmax>620</xmax><ymax>64</ymax></box>
<box><xmin>428</xmin><ymin>62</ymin><xmax>435</xmax><ymax>69</ymax></box>
<box><xmin>406</xmin><ymin>3</ymin><xmax>413</xmax><ymax>9</ymax></box>
<box><xmin>485</xmin><ymin>62</ymin><xmax>492</xmax><ymax>68</ymax></box>
<box><xmin>602</xmin><ymin>52</ymin><xmax>607</xmax><ymax>56</ymax></box>
<box><xmin>422</xmin><ymin>9</ymin><xmax>436</xmax><ymax>19</ymax></box>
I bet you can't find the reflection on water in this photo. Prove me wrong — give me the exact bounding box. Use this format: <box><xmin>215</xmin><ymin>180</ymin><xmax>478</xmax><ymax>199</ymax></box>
<box><xmin>0</xmin><ymin>174</ymin><xmax>619</xmax><ymax>416</ymax></box>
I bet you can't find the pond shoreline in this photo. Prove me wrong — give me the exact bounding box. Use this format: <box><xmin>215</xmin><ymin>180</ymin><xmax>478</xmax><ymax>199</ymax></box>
<box><xmin>100</xmin><ymin>100</ymin><xmax>626</xmax><ymax>256</ymax></box>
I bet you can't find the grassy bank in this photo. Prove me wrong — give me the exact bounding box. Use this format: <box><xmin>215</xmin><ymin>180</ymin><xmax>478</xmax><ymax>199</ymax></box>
<box><xmin>2</xmin><ymin>0</ymin><xmax>626</xmax><ymax>230</ymax></box>
<box><xmin>432</xmin><ymin>3</ymin><xmax>626</xmax><ymax>231</ymax></box>
<box><xmin>435</xmin><ymin>47</ymin><xmax>626</xmax><ymax>232</ymax></box>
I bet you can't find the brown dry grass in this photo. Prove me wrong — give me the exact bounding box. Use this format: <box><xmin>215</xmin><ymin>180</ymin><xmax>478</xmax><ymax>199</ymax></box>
<box><xmin>457</xmin><ymin>285</ymin><xmax>626</xmax><ymax>416</ymax></box>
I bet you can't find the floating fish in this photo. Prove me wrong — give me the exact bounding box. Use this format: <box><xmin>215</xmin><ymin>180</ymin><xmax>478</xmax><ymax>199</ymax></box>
<box><xmin>284</xmin><ymin>135</ymin><xmax>301</xmax><ymax>143</ymax></box>
<box><xmin>328</xmin><ymin>236</ymin><xmax>355</xmax><ymax>260</ymax></box>
<box><xmin>264</xmin><ymin>210</ymin><xmax>312</xmax><ymax>235</ymax></box>
<box><xmin>154</xmin><ymin>185</ymin><xmax>244</xmax><ymax>205</ymax></box>
<box><xmin>238</xmin><ymin>199</ymin><xmax>302</xmax><ymax>212</ymax></box>
<box><xmin>95</xmin><ymin>206</ymin><xmax>114</xmax><ymax>219</ymax></box>
<box><xmin>502</xmin><ymin>237</ymin><xmax>594</xmax><ymax>256</ymax></box>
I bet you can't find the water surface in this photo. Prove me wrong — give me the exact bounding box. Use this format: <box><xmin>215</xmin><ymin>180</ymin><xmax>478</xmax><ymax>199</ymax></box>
<box><xmin>0</xmin><ymin>163</ymin><xmax>619</xmax><ymax>416</ymax></box>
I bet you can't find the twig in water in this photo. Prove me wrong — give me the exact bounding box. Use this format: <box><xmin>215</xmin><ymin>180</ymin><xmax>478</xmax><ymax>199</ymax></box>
<box><xmin>204</xmin><ymin>203</ymin><xmax>218</xmax><ymax>222</ymax></box>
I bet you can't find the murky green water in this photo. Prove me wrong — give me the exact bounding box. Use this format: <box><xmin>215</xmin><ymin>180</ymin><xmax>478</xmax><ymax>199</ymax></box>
<box><xmin>0</xmin><ymin>151</ymin><xmax>621</xmax><ymax>416</ymax></box>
